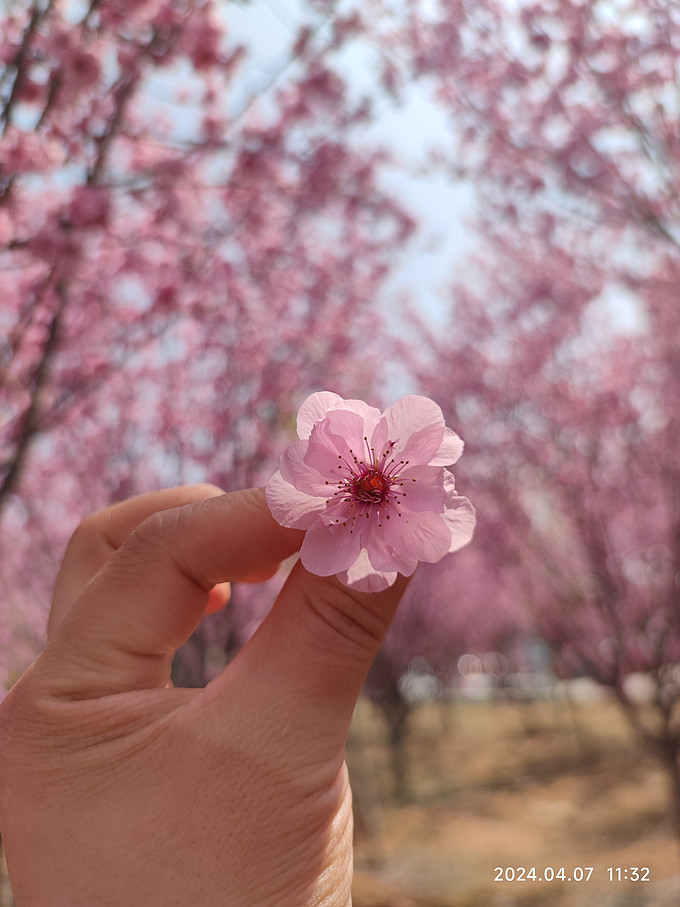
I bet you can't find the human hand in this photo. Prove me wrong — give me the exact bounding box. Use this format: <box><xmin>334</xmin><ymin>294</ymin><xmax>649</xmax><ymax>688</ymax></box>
<box><xmin>0</xmin><ymin>485</ymin><xmax>407</xmax><ymax>906</ymax></box>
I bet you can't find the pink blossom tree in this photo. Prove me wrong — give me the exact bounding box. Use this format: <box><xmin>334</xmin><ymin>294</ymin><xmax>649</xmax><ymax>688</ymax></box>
<box><xmin>0</xmin><ymin>0</ymin><xmax>415</xmax><ymax>690</ymax></box>
<box><xmin>396</xmin><ymin>0</ymin><xmax>680</xmax><ymax>831</ymax></box>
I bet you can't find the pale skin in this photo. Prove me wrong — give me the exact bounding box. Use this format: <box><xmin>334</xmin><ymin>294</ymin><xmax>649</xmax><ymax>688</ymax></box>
<box><xmin>0</xmin><ymin>485</ymin><xmax>408</xmax><ymax>906</ymax></box>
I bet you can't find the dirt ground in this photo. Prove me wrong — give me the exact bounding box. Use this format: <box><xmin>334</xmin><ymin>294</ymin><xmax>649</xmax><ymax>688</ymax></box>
<box><xmin>349</xmin><ymin>696</ymin><xmax>680</xmax><ymax>906</ymax></box>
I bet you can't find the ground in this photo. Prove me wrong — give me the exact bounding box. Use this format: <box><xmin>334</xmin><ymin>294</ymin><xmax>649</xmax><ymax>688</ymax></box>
<box><xmin>349</xmin><ymin>696</ymin><xmax>680</xmax><ymax>906</ymax></box>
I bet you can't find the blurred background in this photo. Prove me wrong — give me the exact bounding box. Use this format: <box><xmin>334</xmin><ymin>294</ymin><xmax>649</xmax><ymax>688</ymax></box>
<box><xmin>1</xmin><ymin>0</ymin><xmax>680</xmax><ymax>903</ymax></box>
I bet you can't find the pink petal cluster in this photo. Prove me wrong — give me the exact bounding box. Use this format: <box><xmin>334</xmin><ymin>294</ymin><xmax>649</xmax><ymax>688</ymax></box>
<box><xmin>266</xmin><ymin>392</ymin><xmax>476</xmax><ymax>592</ymax></box>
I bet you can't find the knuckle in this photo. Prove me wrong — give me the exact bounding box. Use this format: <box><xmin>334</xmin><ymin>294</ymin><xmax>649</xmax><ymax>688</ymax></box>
<box><xmin>185</xmin><ymin>482</ymin><xmax>224</xmax><ymax>501</ymax></box>
<box><xmin>64</xmin><ymin>510</ymin><xmax>109</xmax><ymax>563</ymax></box>
<box><xmin>68</xmin><ymin>511</ymin><xmax>100</xmax><ymax>546</ymax></box>
<box><xmin>123</xmin><ymin>506</ymin><xmax>212</xmax><ymax>593</ymax></box>
<box><xmin>127</xmin><ymin>508</ymin><xmax>178</xmax><ymax>551</ymax></box>
<box><xmin>301</xmin><ymin>577</ymin><xmax>391</xmax><ymax>656</ymax></box>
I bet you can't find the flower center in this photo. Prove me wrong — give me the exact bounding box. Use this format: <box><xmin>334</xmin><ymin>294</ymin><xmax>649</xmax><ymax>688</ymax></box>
<box><xmin>351</xmin><ymin>469</ymin><xmax>391</xmax><ymax>504</ymax></box>
<box><xmin>324</xmin><ymin>438</ymin><xmax>411</xmax><ymax>530</ymax></box>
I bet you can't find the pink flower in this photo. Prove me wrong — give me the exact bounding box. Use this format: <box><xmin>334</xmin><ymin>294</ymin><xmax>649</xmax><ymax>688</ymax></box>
<box><xmin>68</xmin><ymin>186</ymin><xmax>110</xmax><ymax>228</ymax></box>
<box><xmin>266</xmin><ymin>392</ymin><xmax>476</xmax><ymax>592</ymax></box>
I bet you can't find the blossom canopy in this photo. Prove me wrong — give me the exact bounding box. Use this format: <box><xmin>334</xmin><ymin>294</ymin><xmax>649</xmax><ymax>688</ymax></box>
<box><xmin>266</xmin><ymin>392</ymin><xmax>476</xmax><ymax>591</ymax></box>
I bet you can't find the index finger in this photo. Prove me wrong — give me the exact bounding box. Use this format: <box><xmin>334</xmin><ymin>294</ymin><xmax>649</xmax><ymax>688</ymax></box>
<box><xmin>49</xmin><ymin>485</ymin><xmax>227</xmax><ymax>638</ymax></box>
<box><xmin>42</xmin><ymin>488</ymin><xmax>304</xmax><ymax>697</ymax></box>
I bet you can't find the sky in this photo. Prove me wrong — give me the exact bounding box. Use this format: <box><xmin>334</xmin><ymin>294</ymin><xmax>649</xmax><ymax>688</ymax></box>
<box><xmin>218</xmin><ymin>0</ymin><xmax>478</xmax><ymax>329</ymax></box>
<box><xmin>137</xmin><ymin>0</ymin><xmax>654</xmax><ymax>346</ymax></box>
<box><xmin>130</xmin><ymin>0</ymin><xmax>479</xmax><ymax>335</ymax></box>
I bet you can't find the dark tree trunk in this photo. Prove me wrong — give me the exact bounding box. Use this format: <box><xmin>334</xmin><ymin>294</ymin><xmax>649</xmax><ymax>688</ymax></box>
<box><xmin>364</xmin><ymin>650</ymin><xmax>413</xmax><ymax>802</ymax></box>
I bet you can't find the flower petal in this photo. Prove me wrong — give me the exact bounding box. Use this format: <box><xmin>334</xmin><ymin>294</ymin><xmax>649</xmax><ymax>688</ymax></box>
<box><xmin>337</xmin><ymin>549</ymin><xmax>398</xmax><ymax>592</ymax></box>
<box><xmin>297</xmin><ymin>391</ymin><xmax>345</xmax><ymax>439</ymax></box>
<box><xmin>300</xmin><ymin>519</ymin><xmax>362</xmax><ymax>576</ymax></box>
<box><xmin>304</xmin><ymin>408</ymin><xmax>366</xmax><ymax>477</ymax></box>
<box><xmin>318</xmin><ymin>494</ymin><xmax>353</xmax><ymax>528</ymax></box>
<box><xmin>384</xmin><ymin>395</ymin><xmax>445</xmax><ymax>439</ymax></box>
<box><xmin>369</xmin><ymin>416</ymin><xmax>391</xmax><ymax>463</ymax></box>
<box><xmin>280</xmin><ymin>439</ymin><xmax>328</xmax><ymax>498</ymax></box>
<box><xmin>334</xmin><ymin>397</ymin><xmax>383</xmax><ymax>428</ymax></box>
<box><xmin>443</xmin><ymin>473</ymin><xmax>476</xmax><ymax>552</ymax></box>
<box><xmin>382</xmin><ymin>508</ymin><xmax>451</xmax><ymax>564</ymax></box>
<box><xmin>394</xmin><ymin>423</ymin><xmax>446</xmax><ymax>467</ymax></box>
<box><xmin>265</xmin><ymin>470</ymin><xmax>324</xmax><ymax>529</ymax></box>
<box><xmin>397</xmin><ymin>465</ymin><xmax>446</xmax><ymax>513</ymax></box>
<box><xmin>360</xmin><ymin>522</ymin><xmax>419</xmax><ymax>575</ymax></box>
<box><xmin>431</xmin><ymin>427</ymin><xmax>464</xmax><ymax>466</ymax></box>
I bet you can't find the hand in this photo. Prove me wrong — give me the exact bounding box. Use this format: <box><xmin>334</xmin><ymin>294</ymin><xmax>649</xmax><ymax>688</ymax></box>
<box><xmin>0</xmin><ymin>485</ymin><xmax>407</xmax><ymax>907</ymax></box>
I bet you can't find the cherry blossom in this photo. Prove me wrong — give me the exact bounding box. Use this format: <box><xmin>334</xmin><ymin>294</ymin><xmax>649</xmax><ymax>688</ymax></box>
<box><xmin>0</xmin><ymin>0</ymin><xmax>415</xmax><ymax>692</ymax></box>
<box><xmin>266</xmin><ymin>392</ymin><xmax>475</xmax><ymax>592</ymax></box>
<box><xmin>401</xmin><ymin>0</ymin><xmax>680</xmax><ymax>836</ymax></box>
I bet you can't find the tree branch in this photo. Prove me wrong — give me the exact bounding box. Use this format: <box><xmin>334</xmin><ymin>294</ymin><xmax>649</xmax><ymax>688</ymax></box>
<box><xmin>0</xmin><ymin>281</ymin><xmax>65</xmax><ymax>514</ymax></box>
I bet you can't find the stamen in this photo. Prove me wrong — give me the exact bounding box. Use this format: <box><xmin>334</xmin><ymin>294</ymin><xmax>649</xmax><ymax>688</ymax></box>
<box><xmin>329</xmin><ymin>437</ymin><xmax>406</xmax><ymax>530</ymax></box>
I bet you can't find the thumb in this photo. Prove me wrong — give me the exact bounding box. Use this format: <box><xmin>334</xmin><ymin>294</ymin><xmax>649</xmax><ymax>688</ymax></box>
<box><xmin>204</xmin><ymin>561</ymin><xmax>409</xmax><ymax>761</ymax></box>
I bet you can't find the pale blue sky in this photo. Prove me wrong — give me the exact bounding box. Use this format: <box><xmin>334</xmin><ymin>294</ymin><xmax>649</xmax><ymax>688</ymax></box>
<box><xmin>219</xmin><ymin>0</ymin><xmax>477</xmax><ymax>329</ymax></box>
